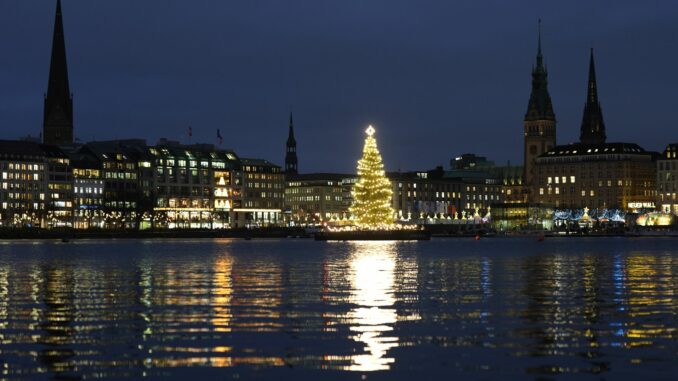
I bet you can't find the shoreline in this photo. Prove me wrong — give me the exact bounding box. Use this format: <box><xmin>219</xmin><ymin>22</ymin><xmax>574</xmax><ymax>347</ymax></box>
<box><xmin>1</xmin><ymin>228</ymin><xmax>677</xmax><ymax>241</ymax></box>
<box><xmin>0</xmin><ymin>228</ymin><xmax>311</xmax><ymax>240</ymax></box>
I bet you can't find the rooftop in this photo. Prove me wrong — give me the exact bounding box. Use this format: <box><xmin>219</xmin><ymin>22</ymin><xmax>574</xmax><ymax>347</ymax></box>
<box><xmin>540</xmin><ymin>142</ymin><xmax>651</xmax><ymax>158</ymax></box>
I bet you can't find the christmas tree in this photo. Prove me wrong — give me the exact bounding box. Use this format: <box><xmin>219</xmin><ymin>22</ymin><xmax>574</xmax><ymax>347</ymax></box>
<box><xmin>350</xmin><ymin>126</ymin><xmax>395</xmax><ymax>228</ymax></box>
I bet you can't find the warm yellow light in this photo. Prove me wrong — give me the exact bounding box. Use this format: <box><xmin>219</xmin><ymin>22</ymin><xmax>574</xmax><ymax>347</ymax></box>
<box><xmin>349</xmin><ymin>126</ymin><xmax>395</xmax><ymax>228</ymax></box>
<box><xmin>365</xmin><ymin>125</ymin><xmax>375</xmax><ymax>136</ymax></box>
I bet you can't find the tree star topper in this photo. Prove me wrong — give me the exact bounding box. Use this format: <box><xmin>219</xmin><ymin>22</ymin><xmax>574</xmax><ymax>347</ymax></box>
<box><xmin>365</xmin><ymin>125</ymin><xmax>375</xmax><ymax>136</ymax></box>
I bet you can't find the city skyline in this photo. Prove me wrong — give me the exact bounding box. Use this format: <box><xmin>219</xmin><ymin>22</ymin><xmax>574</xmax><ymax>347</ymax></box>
<box><xmin>1</xmin><ymin>1</ymin><xmax>677</xmax><ymax>173</ymax></box>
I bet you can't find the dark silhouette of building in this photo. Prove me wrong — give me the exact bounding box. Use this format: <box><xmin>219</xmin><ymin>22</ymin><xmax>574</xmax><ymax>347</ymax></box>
<box><xmin>579</xmin><ymin>49</ymin><xmax>606</xmax><ymax>145</ymax></box>
<box><xmin>523</xmin><ymin>21</ymin><xmax>556</xmax><ymax>194</ymax></box>
<box><xmin>285</xmin><ymin>113</ymin><xmax>298</xmax><ymax>174</ymax></box>
<box><xmin>43</xmin><ymin>0</ymin><xmax>73</xmax><ymax>146</ymax></box>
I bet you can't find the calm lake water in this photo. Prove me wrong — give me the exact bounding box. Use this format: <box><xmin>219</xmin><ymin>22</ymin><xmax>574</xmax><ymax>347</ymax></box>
<box><xmin>0</xmin><ymin>237</ymin><xmax>676</xmax><ymax>380</ymax></box>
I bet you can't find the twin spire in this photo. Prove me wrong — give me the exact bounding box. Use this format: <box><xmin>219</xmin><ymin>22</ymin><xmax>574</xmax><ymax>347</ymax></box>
<box><xmin>525</xmin><ymin>21</ymin><xmax>607</xmax><ymax>145</ymax></box>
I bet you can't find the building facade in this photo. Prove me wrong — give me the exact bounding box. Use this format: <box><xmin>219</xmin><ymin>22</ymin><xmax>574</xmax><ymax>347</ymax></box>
<box><xmin>238</xmin><ymin>158</ymin><xmax>284</xmax><ymax>227</ymax></box>
<box><xmin>390</xmin><ymin>169</ymin><xmax>464</xmax><ymax>220</ymax></box>
<box><xmin>71</xmin><ymin>152</ymin><xmax>104</xmax><ymax>229</ymax></box>
<box><xmin>657</xmin><ymin>144</ymin><xmax>678</xmax><ymax>214</ymax></box>
<box><xmin>284</xmin><ymin>173</ymin><xmax>349</xmax><ymax>225</ymax></box>
<box><xmin>535</xmin><ymin>143</ymin><xmax>656</xmax><ymax>209</ymax></box>
<box><xmin>43</xmin><ymin>145</ymin><xmax>73</xmax><ymax>227</ymax></box>
<box><xmin>0</xmin><ymin>141</ymin><xmax>48</xmax><ymax>227</ymax></box>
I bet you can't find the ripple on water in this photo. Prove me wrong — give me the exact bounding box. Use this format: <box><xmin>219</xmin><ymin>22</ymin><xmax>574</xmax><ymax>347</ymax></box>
<box><xmin>0</xmin><ymin>238</ymin><xmax>676</xmax><ymax>380</ymax></box>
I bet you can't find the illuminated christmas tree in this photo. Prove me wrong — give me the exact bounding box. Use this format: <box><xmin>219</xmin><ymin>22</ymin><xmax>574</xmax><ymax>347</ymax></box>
<box><xmin>350</xmin><ymin>126</ymin><xmax>395</xmax><ymax>228</ymax></box>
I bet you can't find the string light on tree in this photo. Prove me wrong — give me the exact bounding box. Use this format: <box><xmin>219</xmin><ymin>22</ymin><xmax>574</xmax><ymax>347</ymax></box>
<box><xmin>349</xmin><ymin>125</ymin><xmax>396</xmax><ymax>228</ymax></box>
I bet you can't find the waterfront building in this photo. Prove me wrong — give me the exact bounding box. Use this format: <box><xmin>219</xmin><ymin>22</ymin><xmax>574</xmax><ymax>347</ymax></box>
<box><xmin>43</xmin><ymin>144</ymin><xmax>73</xmax><ymax>227</ymax></box>
<box><xmin>149</xmin><ymin>141</ymin><xmax>241</xmax><ymax>229</ymax></box>
<box><xmin>657</xmin><ymin>143</ymin><xmax>678</xmax><ymax>214</ymax></box>
<box><xmin>488</xmin><ymin>164</ymin><xmax>532</xmax><ymax>229</ymax></box>
<box><xmin>239</xmin><ymin>158</ymin><xmax>284</xmax><ymax>227</ymax></box>
<box><xmin>523</xmin><ymin>22</ymin><xmax>556</xmax><ymax>200</ymax></box>
<box><xmin>533</xmin><ymin>50</ymin><xmax>657</xmax><ymax>211</ymax></box>
<box><xmin>341</xmin><ymin>176</ymin><xmax>358</xmax><ymax>214</ymax></box>
<box><xmin>444</xmin><ymin>167</ymin><xmax>505</xmax><ymax>217</ymax></box>
<box><xmin>284</xmin><ymin>113</ymin><xmax>298</xmax><ymax>175</ymax></box>
<box><xmin>0</xmin><ymin>141</ymin><xmax>47</xmax><ymax>227</ymax></box>
<box><xmin>149</xmin><ymin>143</ymin><xmax>213</xmax><ymax>229</ymax></box>
<box><xmin>284</xmin><ymin>173</ymin><xmax>349</xmax><ymax>225</ymax></box>
<box><xmin>70</xmin><ymin>151</ymin><xmax>104</xmax><ymax>229</ymax></box>
<box><xmin>43</xmin><ymin>0</ymin><xmax>74</xmax><ymax>146</ymax></box>
<box><xmin>209</xmin><ymin>149</ymin><xmax>242</xmax><ymax>229</ymax></box>
<box><xmin>78</xmin><ymin>141</ymin><xmax>142</xmax><ymax>229</ymax></box>
<box><xmin>389</xmin><ymin>168</ymin><xmax>464</xmax><ymax>221</ymax></box>
<box><xmin>495</xmin><ymin>164</ymin><xmax>526</xmax><ymax>203</ymax></box>
<box><xmin>388</xmin><ymin>161</ymin><xmax>506</xmax><ymax>223</ymax></box>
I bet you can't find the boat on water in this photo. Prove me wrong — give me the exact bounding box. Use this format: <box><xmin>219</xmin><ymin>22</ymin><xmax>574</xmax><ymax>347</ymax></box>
<box><xmin>314</xmin><ymin>229</ymin><xmax>431</xmax><ymax>241</ymax></box>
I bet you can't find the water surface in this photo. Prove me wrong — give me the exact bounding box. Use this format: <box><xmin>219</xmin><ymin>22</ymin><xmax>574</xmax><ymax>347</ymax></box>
<box><xmin>0</xmin><ymin>238</ymin><xmax>676</xmax><ymax>380</ymax></box>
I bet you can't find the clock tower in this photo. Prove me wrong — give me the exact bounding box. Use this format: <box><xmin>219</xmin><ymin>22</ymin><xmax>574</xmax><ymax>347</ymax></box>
<box><xmin>523</xmin><ymin>21</ymin><xmax>556</xmax><ymax>198</ymax></box>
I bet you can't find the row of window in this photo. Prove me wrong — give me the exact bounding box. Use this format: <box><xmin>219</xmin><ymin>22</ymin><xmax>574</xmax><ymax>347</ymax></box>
<box><xmin>2</xmin><ymin>172</ymin><xmax>41</xmax><ymax>181</ymax></box>
<box><xmin>1</xmin><ymin>163</ymin><xmax>43</xmax><ymax>171</ymax></box>
<box><xmin>1</xmin><ymin>202</ymin><xmax>44</xmax><ymax>210</ymax></box>
<box><xmin>287</xmin><ymin>195</ymin><xmax>343</xmax><ymax>202</ymax></box>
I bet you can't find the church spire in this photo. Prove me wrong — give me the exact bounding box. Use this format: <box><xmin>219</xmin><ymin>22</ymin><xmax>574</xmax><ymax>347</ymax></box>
<box><xmin>579</xmin><ymin>48</ymin><xmax>606</xmax><ymax>145</ymax></box>
<box><xmin>287</xmin><ymin>112</ymin><xmax>296</xmax><ymax>145</ymax></box>
<box><xmin>524</xmin><ymin>19</ymin><xmax>555</xmax><ymax>122</ymax></box>
<box><xmin>43</xmin><ymin>0</ymin><xmax>73</xmax><ymax>145</ymax></box>
<box><xmin>536</xmin><ymin>19</ymin><xmax>543</xmax><ymax>70</ymax></box>
<box><xmin>285</xmin><ymin>112</ymin><xmax>298</xmax><ymax>174</ymax></box>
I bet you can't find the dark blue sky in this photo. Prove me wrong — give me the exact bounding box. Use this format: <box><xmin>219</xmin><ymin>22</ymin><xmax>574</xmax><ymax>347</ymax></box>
<box><xmin>1</xmin><ymin>1</ymin><xmax>677</xmax><ymax>172</ymax></box>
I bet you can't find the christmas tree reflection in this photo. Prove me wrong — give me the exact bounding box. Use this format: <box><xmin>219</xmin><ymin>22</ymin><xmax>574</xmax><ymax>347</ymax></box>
<box><xmin>347</xmin><ymin>241</ymin><xmax>398</xmax><ymax>371</ymax></box>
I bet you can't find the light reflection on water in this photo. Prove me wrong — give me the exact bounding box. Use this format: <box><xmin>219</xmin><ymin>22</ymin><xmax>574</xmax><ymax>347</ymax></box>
<box><xmin>0</xmin><ymin>238</ymin><xmax>676</xmax><ymax>380</ymax></box>
<box><xmin>346</xmin><ymin>241</ymin><xmax>399</xmax><ymax>371</ymax></box>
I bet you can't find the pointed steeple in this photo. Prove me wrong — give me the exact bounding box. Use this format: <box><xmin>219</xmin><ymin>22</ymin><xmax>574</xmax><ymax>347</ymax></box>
<box><xmin>524</xmin><ymin>19</ymin><xmax>555</xmax><ymax>121</ymax></box>
<box><xmin>287</xmin><ymin>112</ymin><xmax>296</xmax><ymax>145</ymax></box>
<box><xmin>535</xmin><ymin>19</ymin><xmax>543</xmax><ymax>70</ymax></box>
<box><xmin>579</xmin><ymin>48</ymin><xmax>606</xmax><ymax>145</ymax></box>
<box><xmin>43</xmin><ymin>0</ymin><xmax>73</xmax><ymax>145</ymax></box>
<box><xmin>285</xmin><ymin>112</ymin><xmax>298</xmax><ymax>174</ymax></box>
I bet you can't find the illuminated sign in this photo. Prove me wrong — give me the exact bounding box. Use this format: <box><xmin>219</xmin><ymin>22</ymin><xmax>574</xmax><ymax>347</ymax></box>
<box><xmin>628</xmin><ymin>202</ymin><xmax>655</xmax><ymax>209</ymax></box>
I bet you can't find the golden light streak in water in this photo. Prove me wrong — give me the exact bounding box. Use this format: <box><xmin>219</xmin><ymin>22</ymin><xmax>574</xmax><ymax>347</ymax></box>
<box><xmin>622</xmin><ymin>255</ymin><xmax>676</xmax><ymax>343</ymax></box>
<box><xmin>0</xmin><ymin>265</ymin><xmax>8</xmax><ymax>330</ymax></box>
<box><xmin>211</xmin><ymin>255</ymin><xmax>233</xmax><ymax>333</ymax></box>
<box><xmin>346</xmin><ymin>241</ymin><xmax>398</xmax><ymax>371</ymax></box>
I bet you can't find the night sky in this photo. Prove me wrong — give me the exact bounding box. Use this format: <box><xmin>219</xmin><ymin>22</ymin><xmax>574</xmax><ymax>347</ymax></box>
<box><xmin>1</xmin><ymin>1</ymin><xmax>677</xmax><ymax>173</ymax></box>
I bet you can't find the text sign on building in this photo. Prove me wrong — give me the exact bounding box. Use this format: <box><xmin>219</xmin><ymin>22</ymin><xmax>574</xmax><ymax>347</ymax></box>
<box><xmin>627</xmin><ymin>202</ymin><xmax>655</xmax><ymax>209</ymax></box>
